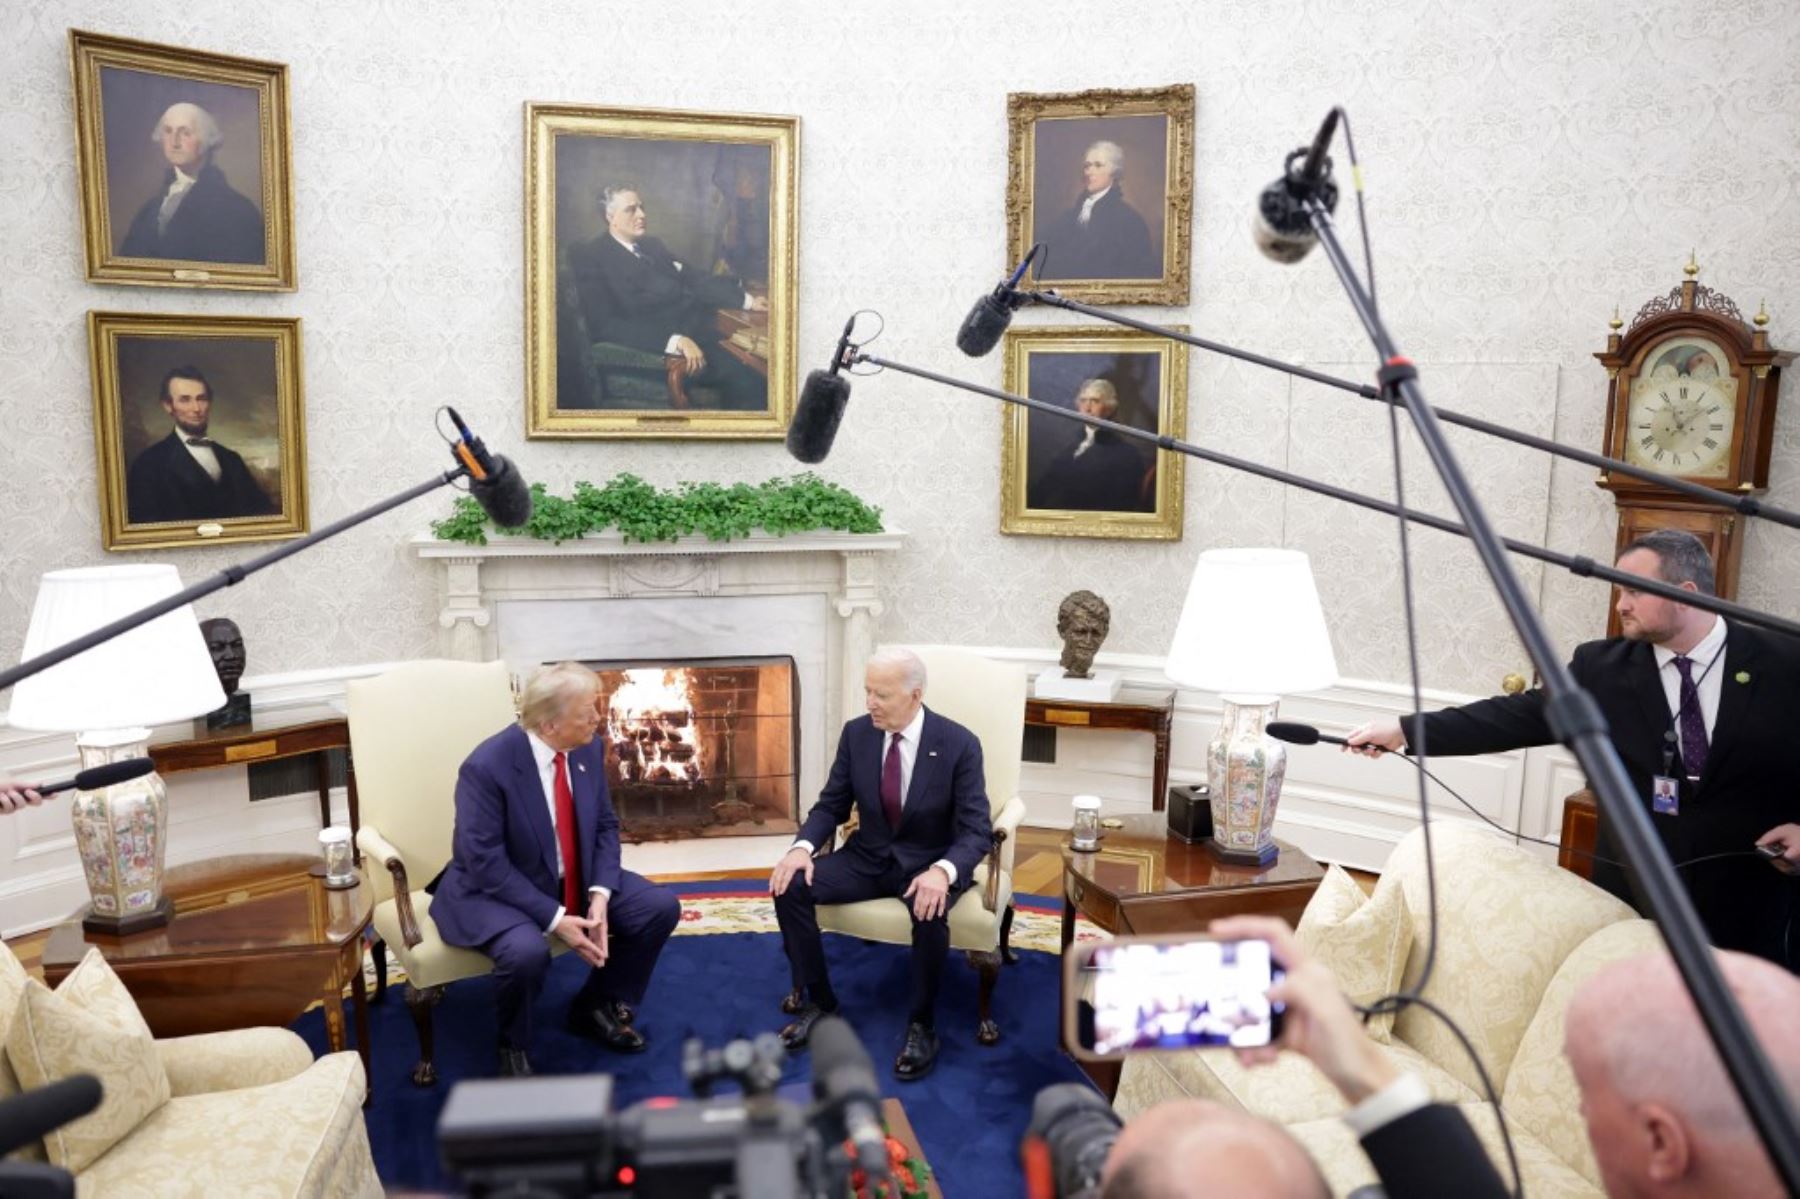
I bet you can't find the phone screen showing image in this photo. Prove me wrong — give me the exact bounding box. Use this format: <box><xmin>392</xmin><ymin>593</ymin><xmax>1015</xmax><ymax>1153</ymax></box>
<box><xmin>1079</xmin><ymin>938</ymin><xmax>1284</xmax><ymax>1055</ymax></box>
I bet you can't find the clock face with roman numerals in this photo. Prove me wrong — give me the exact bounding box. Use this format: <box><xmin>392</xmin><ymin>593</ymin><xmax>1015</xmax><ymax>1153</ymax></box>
<box><xmin>1623</xmin><ymin>334</ymin><xmax>1738</xmax><ymax>478</ymax></box>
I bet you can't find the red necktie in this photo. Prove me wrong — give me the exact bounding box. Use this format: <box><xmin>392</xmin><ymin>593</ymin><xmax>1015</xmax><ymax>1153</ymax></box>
<box><xmin>553</xmin><ymin>751</ymin><xmax>582</xmax><ymax>912</ymax></box>
<box><xmin>881</xmin><ymin>733</ymin><xmax>904</xmax><ymax>829</ymax></box>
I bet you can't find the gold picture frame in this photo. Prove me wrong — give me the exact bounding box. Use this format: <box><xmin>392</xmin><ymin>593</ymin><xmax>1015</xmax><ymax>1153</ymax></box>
<box><xmin>525</xmin><ymin>102</ymin><xmax>799</xmax><ymax>439</ymax></box>
<box><xmin>1006</xmin><ymin>83</ymin><xmax>1194</xmax><ymax>306</ymax></box>
<box><xmin>1000</xmin><ymin>326</ymin><xmax>1187</xmax><ymax>540</ymax></box>
<box><xmin>70</xmin><ymin>30</ymin><xmax>296</xmax><ymax>291</ymax></box>
<box><xmin>89</xmin><ymin>311</ymin><xmax>308</xmax><ymax>551</ymax></box>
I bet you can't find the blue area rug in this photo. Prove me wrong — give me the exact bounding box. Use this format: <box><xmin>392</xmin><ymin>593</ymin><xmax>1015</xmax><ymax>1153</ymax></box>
<box><xmin>293</xmin><ymin>883</ymin><xmax>1093</xmax><ymax>1196</ymax></box>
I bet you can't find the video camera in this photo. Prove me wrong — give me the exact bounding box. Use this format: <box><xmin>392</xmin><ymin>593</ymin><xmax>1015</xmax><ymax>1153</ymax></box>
<box><xmin>438</xmin><ymin>1017</ymin><xmax>891</xmax><ymax>1198</ymax></box>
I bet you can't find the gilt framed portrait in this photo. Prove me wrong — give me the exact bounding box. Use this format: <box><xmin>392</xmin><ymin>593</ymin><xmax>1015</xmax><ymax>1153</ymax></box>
<box><xmin>1006</xmin><ymin>84</ymin><xmax>1194</xmax><ymax>306</ymax></box>
<box><xmin>1000</xmin><ymin>326</ymin><xmax>1187</xmax><ymax>540</ymax></box>
<box><xmin>525</xmin><ymin>102</ymin><xmax>799</xmax><ymax>439</ymax></box>
<box><xmin>70</xmin><ymin>30</ymin><xmax>295</xmax><ymax>290</ymax></box>
<box><xmin>89</xmin><ymin>311</ymin><xmax>307</xmax><ymax>551</ymax></box>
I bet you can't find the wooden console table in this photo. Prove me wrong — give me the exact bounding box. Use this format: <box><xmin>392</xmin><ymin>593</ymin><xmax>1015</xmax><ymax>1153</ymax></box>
<box><xmin>146</xmin><ymin>703</ymin><xmax>358</xmax><ymax>839</ymax></box>
<box><xmin>1026</xmin><ymin>687</ymin><xmax>1176</xmax><ymax>810</ymax></box>
<box><xmin>42</xmin><ymin>854</ymin><xmax>372</xmax><ymax>1097</ymax></box>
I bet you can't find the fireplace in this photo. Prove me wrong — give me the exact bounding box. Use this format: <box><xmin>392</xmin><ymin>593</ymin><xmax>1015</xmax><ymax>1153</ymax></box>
<box><xmin>586</xmin><ymin>656</ymin><xmax>798</xmax><ymax>842</ymax></box>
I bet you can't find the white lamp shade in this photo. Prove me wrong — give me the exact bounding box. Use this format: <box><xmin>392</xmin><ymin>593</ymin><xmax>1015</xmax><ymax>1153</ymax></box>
<box><xmin>1164</xmin><ymin>548</ymin><xmax>1339</xmax><ymax>696</ymax></box>
<box><xmin>8</xmin><ymin>565</ymin><xmax>226</xmax><ymax>732</ymax></box>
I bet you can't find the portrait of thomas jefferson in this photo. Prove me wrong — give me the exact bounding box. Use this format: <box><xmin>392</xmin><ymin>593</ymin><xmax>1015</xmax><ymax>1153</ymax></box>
<box><xmin>1024</xmin><ymin>355</ymin><xmax>1162</xmax><ymax>515</ymax></box>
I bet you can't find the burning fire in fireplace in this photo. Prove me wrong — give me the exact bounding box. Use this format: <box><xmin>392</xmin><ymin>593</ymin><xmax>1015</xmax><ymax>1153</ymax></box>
<box><xmin>606</xmin><ymin>668</ymin><xmax>707</xmax><ymax>786</ymax></box>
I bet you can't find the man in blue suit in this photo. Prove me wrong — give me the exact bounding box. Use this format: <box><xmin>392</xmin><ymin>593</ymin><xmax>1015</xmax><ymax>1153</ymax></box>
<box><xmin>431</xmin><ymin>662</ymin><xmax>681</xmax><ymax>1076</ymax></box>
<box><xmin>770</xmin><ymin>648</ymin><xmax>993</xmax><ymax>1080</ymax></box>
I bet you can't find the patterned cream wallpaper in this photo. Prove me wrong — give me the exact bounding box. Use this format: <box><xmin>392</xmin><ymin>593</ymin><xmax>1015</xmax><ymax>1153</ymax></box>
<box><xmin>2</xmin><ymin>0</ymin><xmax>1798</xmax><ymax>699</ymax></box>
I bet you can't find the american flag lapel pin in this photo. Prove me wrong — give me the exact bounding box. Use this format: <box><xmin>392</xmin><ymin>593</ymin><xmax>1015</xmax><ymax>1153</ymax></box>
<box><xmin>577</xmin><ymin>762</ymin><xmax>587</xmax><ymax>772</ymax></box>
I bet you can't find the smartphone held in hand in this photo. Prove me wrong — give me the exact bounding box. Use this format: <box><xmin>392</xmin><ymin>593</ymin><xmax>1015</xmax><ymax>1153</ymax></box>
<box><xmin>1063</xmin><ymin>934</ymin><xmax>1285</xmax><ymax>1060</ymax></box>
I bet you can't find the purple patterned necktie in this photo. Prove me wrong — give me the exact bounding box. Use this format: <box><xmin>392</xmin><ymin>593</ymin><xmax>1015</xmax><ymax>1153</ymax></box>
<box><xmin>881</xmin><ymin>732</ymin><xmax>904</xmax><ymax>828</ymax></box>
<box><xmin>1672</xmin><ymin>656</ymin><xmax>1709</xmax><ymax>779</ymax></box>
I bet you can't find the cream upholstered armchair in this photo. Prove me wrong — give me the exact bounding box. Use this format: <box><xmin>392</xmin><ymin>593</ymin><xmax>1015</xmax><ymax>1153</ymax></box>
<box><xmin>348</xmin><ymin>658</ymin><xmax>551</xmax><ymax>1085</ymax></box>
<box><xmin>793</xmin><ymin>645</ymin><xmax>1028</xmax><ymax>1045</ymax></box>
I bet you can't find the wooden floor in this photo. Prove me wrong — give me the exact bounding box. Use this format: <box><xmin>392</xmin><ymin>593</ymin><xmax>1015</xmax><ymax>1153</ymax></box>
<box><xmin>4</xmin><ymin>826</ymin><xmax>1375</xmax><ymax>981</ymax></box>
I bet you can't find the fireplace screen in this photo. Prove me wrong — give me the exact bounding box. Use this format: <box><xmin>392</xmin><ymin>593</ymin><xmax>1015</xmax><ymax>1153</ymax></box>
<box><xmin>585</xmin><ymin>656</ymin><xmax>798</xmax><ymax>841</ymax></box>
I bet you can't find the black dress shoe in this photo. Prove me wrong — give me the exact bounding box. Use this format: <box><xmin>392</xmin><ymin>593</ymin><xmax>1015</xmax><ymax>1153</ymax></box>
<box><xmin>609</xmin><ymin>999</ymin><xmax>635</xmax><ymax>1027</ymax></box>
<box><xmin>498</xmin><ymin>1046</ymin><xmax>533</xmax><ymax>1077</ymax></box>
<box><xmin>779</xmin><ymin>1001</ymin><xmax>835</xmax><ymax>1050</ymax></box>
<box><xmin>893</xmin><ymin>1021</ymin><xmax>939</xmax><ymax>1081</ymax></box>
<box><xmin>567</xmin><ymin>1002</ymin><xmax>647</xmax><ymax>1053</ymax></box>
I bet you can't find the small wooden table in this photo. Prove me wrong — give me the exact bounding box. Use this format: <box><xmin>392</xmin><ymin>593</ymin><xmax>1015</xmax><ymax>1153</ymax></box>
<box><xmin>1026</xmin><ymin>687</ymin><xmax>1176</xmax><ymax>810</ymax></box>
<box><xmin>147</xmin><ymin>703</ymin><xmax>358</xmax><ymax>844</ymax></box>
<box><xmin>43</xmin><ymin>854</ymin><xmax>373</xmax><ymax>1094</ymax></box>
<box><xmin>1059</xmin><ymin>814</ymin><xmax>1325</xmax><ymax>1096</ymax></box>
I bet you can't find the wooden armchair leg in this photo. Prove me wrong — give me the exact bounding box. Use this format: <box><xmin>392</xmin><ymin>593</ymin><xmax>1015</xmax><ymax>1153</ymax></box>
<box><xmin>967</xmin><ymin>949</ymin><xmax>1002</xmax><ymax>1046</ymax></box>
<box><xmin>371</xmin><ymin>938</ymin><xmax>389</xmax><ymax>1003</ymax></box>
<box><xmin>781</xmin><ymin>987</ymin><xmax>806</xmax><ymax>1015</ymax></box>
<box><xmin>999</xmin><ymin>904</ymin><xmax>1019</xmax><ymax>966</ymax></box>
<box><xmin>405</xmin><ymin>983</ymin><xmax>445</xmax><ymax>1087</ymax></box>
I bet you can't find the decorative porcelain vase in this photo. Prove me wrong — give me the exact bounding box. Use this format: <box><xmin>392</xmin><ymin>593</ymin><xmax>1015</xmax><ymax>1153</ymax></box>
<box><xmin>1205</xmin><ymin>697</ymin><xmax>1286</xmax><ymax>866</ymax></box>
<box><xmin>71</xmin><ymin>729</ymin><xmax>171</xmax><ymax>934</ymax></box>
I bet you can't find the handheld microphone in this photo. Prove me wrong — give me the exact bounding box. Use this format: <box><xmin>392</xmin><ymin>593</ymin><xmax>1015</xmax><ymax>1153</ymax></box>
<box><xmin>955</xmin><ymin>245</ymin><xmax>1041</xmax><ymax>358</ymax></box>
<box><xmin>1252</xmin><ymin>109</ymin><xmax>1341</xmax><ymax>264</ymax></box>
<box><xmin>33</xmin><ymin>758</ymin><xmax>157</xmax><ymax>797</ymax></box>
<box><xmin>0</xmin><ymin>1074</ymin><xmax>102</xmax><ymax>1157</ymax></box>
<box><xmin>808</xmin><ymin>1016</ymin><xmax>890</xmax><ymax>1183</ymax></box>
<box><xmin>786</xmin><ymin>316</ymin><xmax>858</xmax><ymax>465</ymax></box>
<box><xmin>444</xmin><ymin>407</ymin><xmax>534</xmax><ymax>528</ymax></box>
<box><xmin>1265</xmin><ymin>720</ymin><xmax>1365</xmax><ymax>749</ymax></box>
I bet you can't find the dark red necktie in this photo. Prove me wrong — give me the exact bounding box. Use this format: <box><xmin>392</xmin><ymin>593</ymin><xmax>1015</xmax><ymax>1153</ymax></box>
<box><xmin>881</xmin><ymin>732</ymin><xmax>904</xmax><ymax>829</ymax></box>
<box><xmin>553</xmin><ymin>751</ymin><xmax>582</xmax><ymax>912</ymax></box>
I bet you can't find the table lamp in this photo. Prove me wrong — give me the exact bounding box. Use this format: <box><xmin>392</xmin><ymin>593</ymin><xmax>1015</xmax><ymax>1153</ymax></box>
<box><xmin>1164</xmin><ymin>549</ymin><xmax>1338</xmax><ymax>865</ymax></box>
<box><xmin>8</xmin><ymin>565</ymin><xmax>225</xmax><ymax>934</ymax></box>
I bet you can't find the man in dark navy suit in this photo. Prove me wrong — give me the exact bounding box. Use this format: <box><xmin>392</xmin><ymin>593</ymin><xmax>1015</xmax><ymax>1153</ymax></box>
<box><xmin>431</xmin><ymin>662</ymin><xmax>681</xmax><ymax>1076</ymax></box>
<box><xmin>566</xmin><ymin>185</ymin><xmax>768</xmax><ymax>410</ymax></box>
<box><xmin>770</xmin><ymin>648</ymin><xmax>994</xmax><ymax>1080</ymax></box>
<box><xmin>125</xmin><ymin>366</ymin><xmax>277</xmax><ymax>525</ymax></box>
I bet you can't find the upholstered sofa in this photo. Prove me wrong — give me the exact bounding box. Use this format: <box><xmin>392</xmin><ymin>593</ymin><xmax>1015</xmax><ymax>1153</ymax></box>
<box><xmin>2</xmin><ymin>940</ymin><xmax>379</xmax><ymax>1197</ymax></box>
<box><xmin>1114</xmin><ymin>821</ymin><xmax>1665</xmax><ymax>1197</ymax></box>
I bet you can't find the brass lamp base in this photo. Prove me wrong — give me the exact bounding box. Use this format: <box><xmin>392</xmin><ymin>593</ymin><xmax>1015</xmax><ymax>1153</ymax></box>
<box><xmin>82</xmin><ymin>898</ymin><xmax>172</xmax><ymax>937</ymax></box>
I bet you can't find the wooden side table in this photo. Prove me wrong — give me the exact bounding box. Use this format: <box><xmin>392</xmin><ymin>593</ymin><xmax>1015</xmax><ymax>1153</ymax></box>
<box><xmin>42</xmin><ymin>854</ymin><xmax>373</xmax><ymax>1097</ymax></box>
<box><xmin>1026</xmin><ymin>687</ymin><xmax>1176</xmax><ymax>810</ymax></box>
<box><xmin>1059</xmin><ymin>813</ymin><xmax>1325</xmax><ymax>1096</ymax></box>
<box><xmin>146</xmin><ymin>703</ymin><xmax>359</xmax><ymax>842</ymax></box>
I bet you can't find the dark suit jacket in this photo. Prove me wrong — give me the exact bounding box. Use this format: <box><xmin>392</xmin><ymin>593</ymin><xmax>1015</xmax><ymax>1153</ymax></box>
<box><xmin>1038</xmin><ymin>187</ymin><xmax>1159</xmax><ymax>281</ymax></box>
<box><xmin>1030</xmin><ymin>431</ymin><xmax>1152</xmax><ymax>513</ymax></box>
<box><xmin>1402</xmin><ymin>622</ymin><xmax>1800</xmax><ymax>962</ymax></box>
<box><xmin>566</xmin><ymin>233</ymin><xmax>748</xmax><ymax>356</ymax></box>
<box><xmin>431</xmin><ymin>724</ymin><xmax>623</xmax><ymax>947</ymax></box>
<box><xmin>119</xmin><ymin>164</ymin><xmax>264</xmax><ymax>264</ymax></box>
<box><xmin>125</xmin><ymin>431</ymin><xmax>277</xmax><ymax>524</ymax></box>
<box><xmin>1359</xmin><ymin>1102</ymin><xmax>1509</xmax><ymax>1198</ymax></box>
<box><xmin>798</xmin><ymin>709</ymin><xmax>993</xmax><ymax>884</ymax></box>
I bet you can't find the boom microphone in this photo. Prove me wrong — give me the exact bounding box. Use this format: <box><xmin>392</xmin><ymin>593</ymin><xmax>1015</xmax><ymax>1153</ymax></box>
<box><xmin>0</xmin><ymin>1074</ymin><xmax>102</xmax><ymax>1157</ymax></box>
<box><xmin>444</xmin><ymin>407</ymin><xmax>534</xmax><ymax>528</ymax></box>
<box><xmin>786</xmin><ymin>316</ymin><xmax>858</xmax><ymax>464</ymax></box>
<box><xmin>34</xmin><ymin>757</ymin><xmax>157</xmax><ymax>797</ymax></box>
<box><xmin>1266</xmin><ymin>720</ymin><xmax>1374</xmax><ymax>750</ymax></box>
<box><xmin>808</xmin><ymin>1016</ymin><xmax>890</xmax><ymax>1183</ymax></box>
<box><xmin>955</xmin><ymin>245</ymin><xmax>1041</xmax><ymax>358</ymax></box>
<box><xmin>1252</xmin><ymin>109</ymin><xmax>1341</xmax><ymax>264</ymax></box>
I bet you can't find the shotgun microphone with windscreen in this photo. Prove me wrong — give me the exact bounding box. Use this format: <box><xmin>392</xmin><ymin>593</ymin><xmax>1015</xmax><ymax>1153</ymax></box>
<box><xmin>444</xmin><ymin>407</ymin><xmax>534</xmax><ymax>528</ymax></box>
<box><xmin>786</xmin><ymin>315</ymin><xmax>859</xmax><ymax>465</ymax></box>
<box><xmin>955</xmin><ymin>244</ymin><xmax>1042</xmax><ymax>358</ymax></box>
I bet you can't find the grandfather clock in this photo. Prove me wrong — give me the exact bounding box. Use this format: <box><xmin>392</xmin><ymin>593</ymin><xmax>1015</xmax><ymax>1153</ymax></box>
<box><xmin>1593</xmin><ymin>255</ymin><xmax>1790</xmax><ymax>635</ymax></box>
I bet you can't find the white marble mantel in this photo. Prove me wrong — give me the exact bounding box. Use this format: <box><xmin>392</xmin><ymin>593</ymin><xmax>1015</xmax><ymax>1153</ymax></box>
<box><xmin>410</xmin><ymin>528</ymin><xmax>906</xmax><ymax>737</ymax></box>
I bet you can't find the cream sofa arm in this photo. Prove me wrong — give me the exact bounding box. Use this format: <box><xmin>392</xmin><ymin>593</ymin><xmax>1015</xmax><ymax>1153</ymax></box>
<box><xmin>982</xmin><ymin>795</ymin><xmax>1027</xmax><ymax>911</ymax></box>
<box><xmin>356</xmin><ymin>824</ymin><xmax>425</xmax><ymax>948</ymax></box>
<box><xmin>157</xmin><ymin>1027</ymin><xmax>315</xmax><ymax>1096</ymax></box>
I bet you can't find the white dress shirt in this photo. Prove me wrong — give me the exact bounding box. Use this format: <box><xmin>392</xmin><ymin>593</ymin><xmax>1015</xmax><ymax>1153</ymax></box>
<box><xmin>526</xmin><ymin>730</ymin><xmax>610</xmax><ymax>933</ymax></box>
<box><xmin>1340</xmin><ymin>1071</ymin><xmax>1432</xmax><ymax>1138</ymax></box>
<box><xmin>1078</xmin><ymin>185</ymin><xmax>1112</xmax><ymax>226</ymax></box>
<box><xmin>1653</xmin><ymin>615</ymin><xmax>1727</xmax><ymax>743</ymax></box>
<box><xmin>1072</xmin><ymin>427</ymin><xmax>1098</xmax><ymax>459</ymax></box>
<box><xmin>792</xmin><ymin>705</ymin><xmax>958</xmax><ymax>885</ymax></box>
<box><xmin>157</xmin><ymin>167</ymin><xmax>198</xmax><ymax>233</ymax></box>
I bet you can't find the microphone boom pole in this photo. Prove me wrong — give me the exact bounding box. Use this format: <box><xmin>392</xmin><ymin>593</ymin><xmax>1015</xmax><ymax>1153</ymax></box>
<box><xmin>1017</xmin><ymin>289</ymin><xmax>1800</xmax><ymax>532</ymax></box>
<box><xmin>844</xmin><ymin>348</ymin><xmax>1800</xmax><ymax>642</ymax></box>
<box><xmin>1296</xmin><ymin>174</ymin><xmax>1800</xmax><ymax>1190</ymax></box>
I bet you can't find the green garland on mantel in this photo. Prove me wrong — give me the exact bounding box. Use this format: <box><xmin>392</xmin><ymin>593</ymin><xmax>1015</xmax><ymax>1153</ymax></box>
<box><xmin>431</xmin><ymin>472</ymin><xmax>884</xmax><ymax>546</ymax></box>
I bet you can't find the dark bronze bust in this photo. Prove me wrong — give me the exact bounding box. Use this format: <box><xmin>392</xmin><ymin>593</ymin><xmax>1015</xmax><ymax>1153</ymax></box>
<box><xmin>1056</xmin><ymin>590</ymin><xmax>1111</xmax><ymax>679</ymax></box>
<box><xmin>200</xmin><ymin>617</ymin><xmax>251</xmax><ymax>727</ymax></box>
